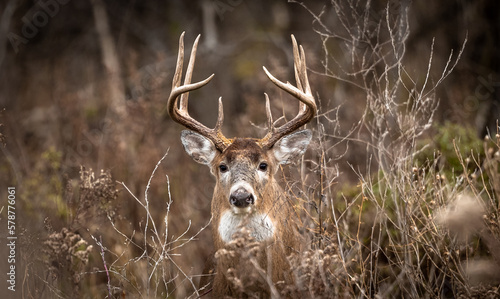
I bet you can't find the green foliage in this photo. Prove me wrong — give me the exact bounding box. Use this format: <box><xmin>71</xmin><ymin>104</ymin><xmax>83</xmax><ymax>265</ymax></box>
<box><xmin>415</xmin><ymin>122</ymin><xmax>484</xmax><ymax>178</ymax></box>
<box><xmin>21</xmin><ymin>147</ymin><xmax>69</xmax><ymax>219</ymax></box>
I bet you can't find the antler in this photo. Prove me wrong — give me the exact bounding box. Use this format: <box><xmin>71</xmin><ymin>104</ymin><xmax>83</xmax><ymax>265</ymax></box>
<box><xmin>258</xmin><ymin>35</ymin><xmax>317</xmax><ymax>149</ymax></box>
<box><xmin>167</xmin><ymin>32</ymin><xmax>231</xmax><ymax>151</ymax></box>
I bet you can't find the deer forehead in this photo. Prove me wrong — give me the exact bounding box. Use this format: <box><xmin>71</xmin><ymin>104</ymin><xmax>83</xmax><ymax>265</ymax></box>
<box><xmin>215</xmin><ymin>138</ymin><xmax>271</xmax><ymax>166</ymax></box>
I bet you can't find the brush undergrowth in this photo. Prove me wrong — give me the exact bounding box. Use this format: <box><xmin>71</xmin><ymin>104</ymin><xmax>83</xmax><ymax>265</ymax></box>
<box><xmin>16</xmin><ymin>1</ymin><xmax>500</xmax><ymax>298</ymax></box>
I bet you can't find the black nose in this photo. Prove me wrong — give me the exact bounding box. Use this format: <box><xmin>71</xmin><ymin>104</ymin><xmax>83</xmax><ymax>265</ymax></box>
<box><xmin>229</xmin><ymin>188</ymin><xmax>254</xmax><ymax>208</ymax></box>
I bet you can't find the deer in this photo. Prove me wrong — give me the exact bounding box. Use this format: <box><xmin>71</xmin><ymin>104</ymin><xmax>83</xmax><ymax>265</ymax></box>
<box><xmin>167</xmin><ymin>32</ymin><xmax>317</xmax><ymax>297</ymax></box>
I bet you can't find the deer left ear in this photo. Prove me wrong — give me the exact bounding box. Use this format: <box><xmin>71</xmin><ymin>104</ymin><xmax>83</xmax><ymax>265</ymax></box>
<box><xmin>272</xmin><ymin>130</ymin><xmax>312</xmax><ymax>165</ymax></box>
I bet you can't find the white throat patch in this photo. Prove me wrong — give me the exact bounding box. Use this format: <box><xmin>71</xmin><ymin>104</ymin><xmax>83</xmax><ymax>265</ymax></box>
<box><xmin>218</xmin><ymin>211</ymin><xmax>275</xmax><ymax>243</ymax></box>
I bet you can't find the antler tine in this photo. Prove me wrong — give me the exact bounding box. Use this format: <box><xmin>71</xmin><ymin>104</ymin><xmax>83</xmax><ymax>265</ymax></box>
<box><xmin>167</xmin><ymin>32</ymin><xmax>230</xmax><ymax>151</ymax></box>
<box><xmin>264</xmin><ymin>93</ymin><xmax>274</xmax><ymax>134</ymax></box>
<box><xmin>179</xmin><ymin>34</ymin><xmax>201</xmax><ymax>110</ymax></box>
<box><xmin>168</xmin><ymin>33</ymin><xmax>214</xmax><ymax>108</ymax></box>
<box><xmin>214</xmin><ymin>97</ymin><xmax>224</xmax><ymax>132</ymax></box>
<box><xmin>259</xmin><ymin>35</ymin><xmax>317</xmax><ymax>149</ymax></box>
<box><xmin>171</xmin><ymin>32</ymin><xmax>185</xmax><ymax>91</ymax></box>
<box><xmin>292</xmin><ymin>35</ymin><xmax>310</xmax><ymax>117</ymax></box>
<box><xmin>292</xmin><ymin>35</ymin><xmax>304</xmax><ymax>92</ymax></box>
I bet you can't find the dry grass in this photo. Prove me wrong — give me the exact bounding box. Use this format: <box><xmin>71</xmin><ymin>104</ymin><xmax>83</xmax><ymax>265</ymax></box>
<box><xmin>29</xmin><ymin>130</ymin><xmax>499</xmax><ymax>298</ymax></box>
<box><xmin>2</xmin><ymin>1</ymin><xmax>500</xmax><ymax>298</ymax></box>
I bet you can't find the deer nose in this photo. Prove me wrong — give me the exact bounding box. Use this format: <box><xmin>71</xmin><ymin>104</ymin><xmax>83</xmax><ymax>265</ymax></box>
<box><xmin>229</xmin><ymin>188</ymin><xmax>254</xmax><ymax>208</ymax></box>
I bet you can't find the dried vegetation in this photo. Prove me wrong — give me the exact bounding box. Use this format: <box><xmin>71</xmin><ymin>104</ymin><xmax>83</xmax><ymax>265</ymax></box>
<box><xmin>1</xmin><ymin>1</ymin><xmax>499</xmax><ymax>298</ymax></box>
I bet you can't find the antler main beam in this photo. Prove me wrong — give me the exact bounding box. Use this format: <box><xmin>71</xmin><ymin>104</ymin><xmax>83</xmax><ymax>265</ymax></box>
<box><xmin>167</xmin><ymin>32</ymin><xmax>231</xmax><ymax>151</ymax></box>
<box><xmin>258</xmin><ymin>35</ymin><xmax>317</xmax><ymax>149</ymax></box>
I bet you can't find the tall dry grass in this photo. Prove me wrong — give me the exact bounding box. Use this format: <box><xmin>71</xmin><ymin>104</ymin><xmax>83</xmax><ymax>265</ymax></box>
<box><xmin>8</xmin><ymin>1</ymin><xmax>500</xmax><ymax>298</ymax></box>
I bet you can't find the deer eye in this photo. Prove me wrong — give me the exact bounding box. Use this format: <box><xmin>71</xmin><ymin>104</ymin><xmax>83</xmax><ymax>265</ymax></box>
<box><xmin>219</xmin><ymin>164</ymin><xmax>228</xmax><ymax>173</ymax></box>
<box><xmin>258</xmin><ymin>162</ymin><xmax>268</xmax><ymax>171</ymax></box>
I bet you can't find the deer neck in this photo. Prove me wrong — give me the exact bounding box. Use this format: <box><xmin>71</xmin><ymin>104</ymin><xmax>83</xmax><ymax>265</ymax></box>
<box><xmin>218</xmin><ymin>211</ymin><xmax>275</xmax><ymax>243</ymax></box>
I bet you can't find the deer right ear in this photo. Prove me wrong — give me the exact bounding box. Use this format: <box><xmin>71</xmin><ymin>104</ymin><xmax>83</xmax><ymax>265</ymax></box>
<box><xmin>180</xmin><ymin>130</ymin><xmax>217</xmax><ymax>165</ymax></box>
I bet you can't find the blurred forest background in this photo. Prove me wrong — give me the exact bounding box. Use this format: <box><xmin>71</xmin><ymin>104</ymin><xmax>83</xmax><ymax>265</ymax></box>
<box><xmin>0</xmin><ymin>0</ymin><xmax>499</xmax><ymax>298</ymax></box>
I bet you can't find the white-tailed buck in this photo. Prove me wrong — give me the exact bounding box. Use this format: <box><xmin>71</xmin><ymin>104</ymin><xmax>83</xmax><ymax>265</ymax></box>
<box><xmin>168</xmin><ymin>32</ymin><xmax>316</xmax><ymax>297</ymax></box>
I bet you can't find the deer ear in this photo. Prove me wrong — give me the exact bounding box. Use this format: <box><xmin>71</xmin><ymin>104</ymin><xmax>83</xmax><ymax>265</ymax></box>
<box><xmin>180</xmin><ymin>130</ymin><xmax>217</xmax><ymax>165</ymax></box>
<box><xmin>273</xmin><ymin>130</ymin><xmax>312</xmax><ymax>165</ymax></box>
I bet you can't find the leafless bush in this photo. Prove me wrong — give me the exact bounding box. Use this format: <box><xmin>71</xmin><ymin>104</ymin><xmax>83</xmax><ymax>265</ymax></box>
<box><xmin>271</xmin><ymin>1</ymin><xmax>499</xmax><ymax>299</ymax></box>
<box><xmin>26</xmin><ymin>166</ymin><xmax>116</xmax><ymax>298</ymax></box>
<box><xmin>283</xmin><ymin>243</ymin><xmax>352</xmax><ymax>298</ymax></box>
<box><xmin>88</xmin><ymin>151</ymin><xmax>213</xmax><ymax>298</ymax></box>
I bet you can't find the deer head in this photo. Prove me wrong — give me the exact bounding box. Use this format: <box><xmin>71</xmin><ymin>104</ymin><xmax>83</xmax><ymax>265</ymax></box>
<box><xmin>167</xmin><ymin>32</ymin><xmax>316</xmax><ymax>295</ymax></box>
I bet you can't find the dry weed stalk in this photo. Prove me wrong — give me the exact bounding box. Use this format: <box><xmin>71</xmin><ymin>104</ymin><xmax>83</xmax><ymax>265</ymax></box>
<box><xmin>108</xmin><ymin>150</ymin><xmax>212</xmax><ymax>298</ymax></box>
<box><xmin>214</xmin><ymin>227</ymin><xmax>276</xmax><ymax>298</ymax></box>
<box><xmin>76</xmin><ymin>166</ymin><xmax>118</xmax><ymax>222</ymax></box>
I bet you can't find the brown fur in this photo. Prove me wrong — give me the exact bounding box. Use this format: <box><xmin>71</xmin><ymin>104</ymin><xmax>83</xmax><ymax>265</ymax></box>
<box><xmin>204</xmin><ymin>138</ymin><xmax>302</xmax><ymax>297</ymax></box>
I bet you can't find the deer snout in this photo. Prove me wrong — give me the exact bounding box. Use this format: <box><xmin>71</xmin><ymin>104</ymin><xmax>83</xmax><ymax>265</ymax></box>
<box><xmin>229</xmin><ymin>187</ymin><xmax>255</xmax><ymax>208</ymax></box>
